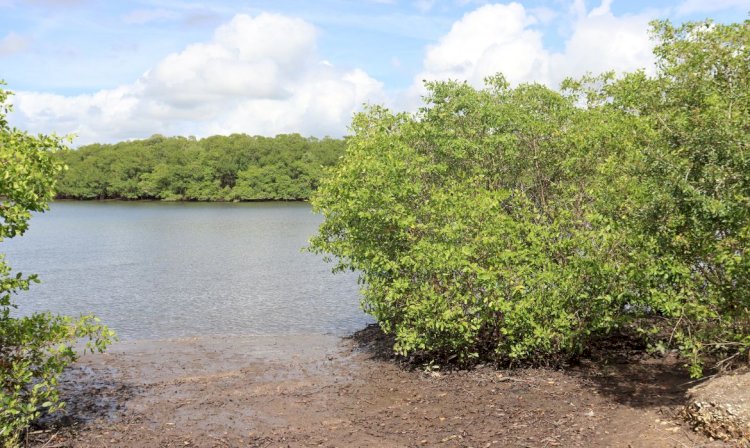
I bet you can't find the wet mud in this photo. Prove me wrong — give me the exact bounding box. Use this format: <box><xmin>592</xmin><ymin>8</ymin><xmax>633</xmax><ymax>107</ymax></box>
<box><xmin>29</xmin><ymin>328</ymin><xmax>727</xmax><ymax>447</ymax></box>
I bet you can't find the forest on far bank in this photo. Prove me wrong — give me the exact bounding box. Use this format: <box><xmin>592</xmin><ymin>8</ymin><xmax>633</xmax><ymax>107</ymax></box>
<box><xmin>53</xmin><ymin>133</ymin><xmax>346</xmax><ymax>201</ymax></box>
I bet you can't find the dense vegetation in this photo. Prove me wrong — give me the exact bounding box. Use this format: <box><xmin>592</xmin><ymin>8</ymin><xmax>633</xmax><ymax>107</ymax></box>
<box><xmin>0</xmin><ymin>85</ymin><xmax>114</xmax><ymax>446</ymax></box>
<box><xmin>310</xmin><ymin>19</ymin><xmax>750</xmax><ymax>377</ymax></box>
<box><xmin>54</xmin><ymin>134</ymin><xmax>345</xmax><ymax>201</ymax></box>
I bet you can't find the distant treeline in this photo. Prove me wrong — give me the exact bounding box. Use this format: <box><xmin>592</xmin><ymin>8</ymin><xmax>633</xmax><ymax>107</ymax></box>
<box><xmin>54</xmin><ymin>134</ymin><xmax>346</xmax><ymax>201</ymax></box>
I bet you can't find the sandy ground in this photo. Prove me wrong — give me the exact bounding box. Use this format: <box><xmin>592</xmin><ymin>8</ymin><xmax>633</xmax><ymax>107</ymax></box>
<box><xmin>27</xmin><ymin>326</ymin><xmax>728</xmax><ymax>448</ymax></box>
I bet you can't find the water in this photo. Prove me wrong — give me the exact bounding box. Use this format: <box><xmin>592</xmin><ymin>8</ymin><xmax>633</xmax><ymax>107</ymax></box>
<box><xmin>3</xmin><ymin>201</ymin><xmax>371</xmax><ymax>340</ymax></box>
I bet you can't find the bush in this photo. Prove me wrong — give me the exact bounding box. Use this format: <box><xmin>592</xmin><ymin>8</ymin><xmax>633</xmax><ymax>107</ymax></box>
<box><xmin>596</xmin><ymin>19</ymin><xmax>750</xmax><ymax>376</ymax></box>
<box><xmin>310</xmin><ymin>19</ymin><xmax>750</xmax><ymax>376</ymax></box>
<box><xmin>310</xmin><ymin>77</ymin><xmax>639</xmax><ymax>365</ymax></box>
<box><xmin>0</xmin><ymin>84</ymin><xmax>114</xmax><ymax>446</ymax></box>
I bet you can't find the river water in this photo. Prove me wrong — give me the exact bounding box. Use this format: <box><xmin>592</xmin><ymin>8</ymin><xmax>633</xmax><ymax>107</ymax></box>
<box><xmin>3</xmin><ymin>201</ymin><xmax>370</xmax><ymax>340</ymax></box>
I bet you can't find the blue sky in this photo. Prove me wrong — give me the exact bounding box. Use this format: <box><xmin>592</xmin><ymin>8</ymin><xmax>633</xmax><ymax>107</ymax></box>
<box><xmin>0</xmin><ymin>0</ymin><xmax>747</xmax><ymax>144</ymax></box>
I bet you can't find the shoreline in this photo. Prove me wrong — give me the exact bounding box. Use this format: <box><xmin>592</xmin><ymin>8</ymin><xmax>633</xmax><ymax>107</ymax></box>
<box><xmin>32</xmin><ymin>328</ymin><xmax>726</xmax><ymax>447</ymax></box>
<box><xmin>51</xmin><ymin>198</ymin><xmax>312</xmax><ymax>203</ymax></box>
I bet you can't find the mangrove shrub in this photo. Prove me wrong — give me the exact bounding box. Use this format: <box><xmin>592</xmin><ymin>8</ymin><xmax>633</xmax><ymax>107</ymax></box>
<box><xmin>585</xmin><ymin>19</ymin><xmax>750</xmax><ymax>376</ymax></box>
<box><xmin>310</xmin><ymin>19</ymin><xmax>750</xmax><ymax>376</ymax></box>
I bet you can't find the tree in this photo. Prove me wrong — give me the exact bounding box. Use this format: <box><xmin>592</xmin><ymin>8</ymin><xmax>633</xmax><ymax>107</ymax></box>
<box><xmin>54</xmin><ymin>133</ymin><xmax>346</xmax><ymax>201</ymax></box>
<box><xmin>0</xmin><ymin>84</ymin><xmax>114</xmax><ymax>446</ymax></box>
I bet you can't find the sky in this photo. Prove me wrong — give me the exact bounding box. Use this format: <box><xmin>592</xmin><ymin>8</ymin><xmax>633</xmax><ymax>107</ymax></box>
<box><xmin>0</xmin><ymin>0</ymin><xmax>747</xmax><ymax>145</ymax></box>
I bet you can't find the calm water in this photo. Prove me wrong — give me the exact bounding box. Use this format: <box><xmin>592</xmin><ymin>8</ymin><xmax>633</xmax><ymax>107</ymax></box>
<box><xmin>3</xmin><ymin>201</ymin><xmax>370</xmax><ymax>340</ymax></box>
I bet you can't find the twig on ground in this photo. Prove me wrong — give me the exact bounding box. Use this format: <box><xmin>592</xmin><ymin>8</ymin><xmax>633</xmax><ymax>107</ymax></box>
<box><xmin>37</xmin><ymin>431</ymin><xmax>60</xmax><ymax>448</ymax></box>
<box><xmin>678</xmin><ymin>374</ymin><xmax>717</xmax><ymax>387</ymax></box>
<box><xmin>495</xmin><ymin>376</ymin><xmax>533</xmax><ymax>384</ymax></box>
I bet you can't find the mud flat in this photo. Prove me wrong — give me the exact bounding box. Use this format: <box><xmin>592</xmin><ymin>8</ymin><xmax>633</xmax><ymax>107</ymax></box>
<box><xmin>31</xmin><ymin>327</ymin><xmax>728</xmax><ymax>447</ymax></box>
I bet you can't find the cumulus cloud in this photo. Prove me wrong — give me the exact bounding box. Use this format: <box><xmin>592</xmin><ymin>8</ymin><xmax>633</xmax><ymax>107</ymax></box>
<box><xmin>419</xmin><ymin>3</ymin><xmax>549</xmax><ymax>86</ymax></box>
<box><xmin>8</xmin><ymin>2</ymin><xmax>668</xmax><ymax>144</ymax></box>
<box><xmin>412</xmin><ymin>1</ymin><xmax>654</xmax><ymax>95</ymax></box>
<box><xmin>550</xmin><ymin>2</ymin><xmax>655</xmax><ymax>82</ymax></box>
<box><xmin>11</xmin><ymin>13</ymin><xmax>384</xmax><ymax>145</ymax></box>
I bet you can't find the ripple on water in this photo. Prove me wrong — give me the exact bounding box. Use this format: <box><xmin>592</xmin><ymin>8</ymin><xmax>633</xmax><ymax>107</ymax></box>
<box><xmin>5</xmin><ymin>201</ymin><xmax>373</xmax><ymax>340</ymax></box>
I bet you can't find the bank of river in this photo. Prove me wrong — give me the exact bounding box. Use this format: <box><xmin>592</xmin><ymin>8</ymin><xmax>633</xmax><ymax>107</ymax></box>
<box><xmin>31</xmin><ymin>327</ymin><xmax>727</xmax><ymax>447</ymax></box>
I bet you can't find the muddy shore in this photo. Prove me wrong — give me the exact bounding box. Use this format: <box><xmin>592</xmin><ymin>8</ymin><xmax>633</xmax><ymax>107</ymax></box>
<box><xmin>30</xmin><ymin>327</ymin><xmax>726</xmax><ymax>448</ymax></box>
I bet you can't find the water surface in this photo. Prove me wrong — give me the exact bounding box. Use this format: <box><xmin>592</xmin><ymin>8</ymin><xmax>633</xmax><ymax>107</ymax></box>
<box><xmin>4</xmin><ymin>201</ymin><xmax>370</xmax><ymax>340</ymax></box>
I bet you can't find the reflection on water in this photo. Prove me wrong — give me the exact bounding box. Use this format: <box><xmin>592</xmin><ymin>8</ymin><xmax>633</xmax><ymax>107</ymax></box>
<box><xmin>4</xmin><ymin>201</ymin><xmax>370</xmax><ymax>340</ymax></box>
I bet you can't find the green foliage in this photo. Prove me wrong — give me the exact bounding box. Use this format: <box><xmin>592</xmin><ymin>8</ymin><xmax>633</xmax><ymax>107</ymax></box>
<box><xmin>0</xmin><ymin>84</ymin><xmax>115</xmax><ymax>446</ymax></box>
<box><xmin>602</xmin><ymin>19</ymin><xmax>750</xmax><ymax>376</ymax></box>
<box><xmin>310</xmin><ymin>77</ymin><xmax>636</xmax><ymax>365</ymax></box>
<box><xmin>54</xmin><ymin>133</ymin><xmax>345</xmax><ymax>201</ymax></box>
<box><xmin>310</xmin><ymin>19</ymin><xmax>750</xmax><ymax>376</ymax></box>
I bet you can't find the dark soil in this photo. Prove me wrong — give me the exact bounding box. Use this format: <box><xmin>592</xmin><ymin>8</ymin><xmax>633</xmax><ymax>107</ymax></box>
<box><xmin>26</xmin><ymin>327</ymin><xmax>727</xmax><ymax>447</ymax></box>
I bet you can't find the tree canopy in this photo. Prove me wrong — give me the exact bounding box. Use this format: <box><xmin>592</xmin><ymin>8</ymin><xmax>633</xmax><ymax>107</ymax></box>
<box><xmin>54</xmin><ymin>133</ymin><xmax>345</xmax><ymax>201</ymax></box>
<box><xmin>309</xmin><ymin>18</ymin><xmax>750</xmax><ymax>377</ymax></box>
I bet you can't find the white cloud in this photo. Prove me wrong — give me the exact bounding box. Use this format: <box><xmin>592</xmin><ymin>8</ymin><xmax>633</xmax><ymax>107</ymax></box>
<box><xmin>411</xmin><ymin>1</ymin><xmax>655</xmax><ymax>96</ymax></box>
<box><xmin>10</xmin><ymin>13</ymin><xmax>384</xmax><ymax>144</ymax></box>
<box><xmin>7</xmin><ymin>2</ymin><xmax>670</xmax><ymax>144</ymax></box>
<box><xmin>0</xmin><ymin>32</ymin><xmax>30</xmax><ymax>56</ymax></box>
<box><xmin>417</xmin><ymin>3</ymin><xmax>549</xmax><ymax>86</ymax></box>
<box><xmin>677</xmin><ymin>0</ymin><xmax>750</xmax><ymax>14</ymax></box>
<box><xmin>550</xmin><ymin>3</ymin><xmax>654</xmax><ymax>83</ymax></box>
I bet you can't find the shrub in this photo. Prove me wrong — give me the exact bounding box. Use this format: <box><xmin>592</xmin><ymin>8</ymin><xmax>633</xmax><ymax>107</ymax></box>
<box><xmin>310</xmin><ymin>77</ymin><xmax>641</xmax><ymax>365</ymax></box>
<box><xmin>310</xmin><ymin>19</ymin><xmax>750</xmax><ymax>377</ymax></box>
<box><xmin>586</xmin><ymin>19</ymin><xmax>750</xmax><ymax>376</ymax></box>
